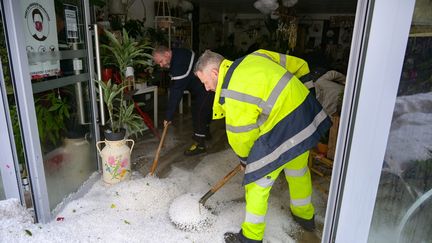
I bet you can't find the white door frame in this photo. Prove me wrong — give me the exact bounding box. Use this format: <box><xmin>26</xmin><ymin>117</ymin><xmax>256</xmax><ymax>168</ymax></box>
<box><xmin>323</xmin><ymin>0</ymin><xmax>417</xmax><ymax>242</ymax></box>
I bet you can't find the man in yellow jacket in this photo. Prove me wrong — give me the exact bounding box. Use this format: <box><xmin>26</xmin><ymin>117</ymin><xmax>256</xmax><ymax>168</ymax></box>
<box><xmin>194</xmin><ymin>49</ymin><xmax>332</xmax><ymax>243</ymax></box>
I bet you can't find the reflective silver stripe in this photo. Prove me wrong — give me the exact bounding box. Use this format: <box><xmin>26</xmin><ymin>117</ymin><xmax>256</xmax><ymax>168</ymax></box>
<box><xmin>291</xmin><ymin>195</ymin><xmax>311</xmax><ymax>206</ymax></box>
<box><xmin>284</xmin><ymin>167</ymin><xmax>308</xmax><ymax>177</ymax></box>
<box><xmin>279</xmin><ymin>53</ymin><xmax>286</xmax><ymax>67</ymax></box>
<box><xmin>221</xmin><ymin>89</ymin><xmax>265</xmax><ymax>107</ymax></box>
<box><xmin>226</xmin><ymin>123</ymin><xmax>258</xmax><ymax>133</ymax></box>
<box><xmin>194</xmin><ymin>133</ymin><xmax>205</xmax><ymax>137</ymax></box>
<box><xmin>251</xmin><ymin>52</ymin><xmax>271</xmax><ymax>60</ymax></box>
<box><xmin>245</xmin><ymin>109</ymin><xmax>328</xmax><ymax>174</ymax></box>
<box><xmin>303</xmin><ymin>80</ymin><xmax>314</xmax><ymax>89</ymax></box>
<box><xmin>223</xmin><ymin>71</ymin><xmax>293</xmax><ymax>129</ymax></box>
<box><xmin>222</xmin><ymin>89</ymin><xmax>263</xmax><ymax>133</ymax></box>
<box><xmin>251</xmin><ymin>52</ymin><xmax>287</xmax><ymax>69</ymax></box>
<box><xmin>245</xmin><ymin>212</ymin><xmax>265</xmax><ymax>224</ymax></box>
<box><xmin>262</xmin><ymin>72</ymin><xmax>293</xmax><ymax>115</ymax></box>
<box><xmin>254</xmin><ymin>176</ymin><xmax>275</xmax><ymax>188</ymax></box>
<box><xmin>256</xmin><ymin>113</ymin><xmax>268</xmax><ymax>127</ymax></box>
<box><xmin>171</xmin><ymin>51</ymin><xmax>195</xmax><ymax>80</ymax></box>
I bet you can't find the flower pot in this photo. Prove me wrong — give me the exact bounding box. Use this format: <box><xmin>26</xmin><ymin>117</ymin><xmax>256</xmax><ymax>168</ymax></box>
<box><xmin>101</xmin><ymin>68</ymin><xmax>113</xmax><ymax>82</ymax></box>
<box><xmin>104</xmin><ymin>129</ymin><xmax>126</xmax><ymax>141</ymax></box>
<box><xmin>113</xmin><ymin>70</ymin><xmax>122</xmax><ymax>84</ymax></box>
<box><xmin>96</xmin><ymin>137</ymin><xmax>134</xmax><ymax>184</ymax></box>
<box><xmin>317</xmin><ymin>142</ymin><xmax>329</xmax><ymax>154</ymax></box>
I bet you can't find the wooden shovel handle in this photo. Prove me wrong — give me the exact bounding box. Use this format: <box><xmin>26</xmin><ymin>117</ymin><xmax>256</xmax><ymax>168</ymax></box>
<box><xmin>210</xmin><ymin>164</ymin><xmax>242</xmax><ymax>192</ymax></box>
<box><xmin>150</xmin><ymin>123</ymin><xmax>169</xmax><ymax>175</ymax></box>
<box><xmin>199</xmin><ymin>164</ymin><xmax>242</xmax><ymax>205</ymax></box>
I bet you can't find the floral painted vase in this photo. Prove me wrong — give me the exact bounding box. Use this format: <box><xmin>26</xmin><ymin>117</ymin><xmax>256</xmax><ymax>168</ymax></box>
<box><xmin>96</xmin><ymin>138</ymin><xmax>134</xmax><ymax>184</ymax></box>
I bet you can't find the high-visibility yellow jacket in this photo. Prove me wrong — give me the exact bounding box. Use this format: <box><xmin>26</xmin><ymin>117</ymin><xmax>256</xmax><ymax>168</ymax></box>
<box><xmin>213</xmin><ymin>50</ymin><xmax>331</xmax><ymax>185</ymax></box>
<box><xmin>252</xmin><ymin>49</ymin><xmax>315</xmax><ymax>90</ymax></box>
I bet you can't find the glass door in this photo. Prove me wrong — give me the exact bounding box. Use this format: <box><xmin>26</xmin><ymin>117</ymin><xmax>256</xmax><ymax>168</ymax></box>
<box><xmin>0</xmin><ymin>7</ymin><xmax>25</xmax><ymax>204</ymax></box>
<box><xmin>2</xmin><ymin>0</ymin><xmax>99</xmax><ymax>222</ymax></box>
<box><xmin>367</xmin><ymin>0</ymin><xmax>432</xmax><ymax>242</ymax></box>
<box><xmin>322</xmin><ymin>0</ymin><xmax>422</xmax><ymax>242</ymax></box>
<box><xmin>26</xmin><ymin>0</ymin><xmax>98</xmax><ymax>211</ymax></box>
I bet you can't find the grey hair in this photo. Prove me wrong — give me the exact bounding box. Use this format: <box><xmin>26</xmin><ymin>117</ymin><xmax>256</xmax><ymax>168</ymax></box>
<box><xmin>152</xmin><ymin>45</ymin><xmax>170</xmax><ymax>56</ymax></box>
<box><xmin>194</xmin><ymin>50</ymin><xmax>224</xmax><ymax>73</ymax></box>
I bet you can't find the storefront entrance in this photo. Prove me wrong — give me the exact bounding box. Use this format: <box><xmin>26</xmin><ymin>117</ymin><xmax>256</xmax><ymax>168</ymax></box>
<box><xmin>0</xmin><ymin>0</ymin><xmax>100</xmax><ymax>223</ymax></box>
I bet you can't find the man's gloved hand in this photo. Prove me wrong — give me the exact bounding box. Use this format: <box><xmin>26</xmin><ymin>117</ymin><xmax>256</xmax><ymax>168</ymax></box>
<box><xmin>163</xmin><ymin>120</ymin><xmax>172</xmax><ymax>127</ymax></box>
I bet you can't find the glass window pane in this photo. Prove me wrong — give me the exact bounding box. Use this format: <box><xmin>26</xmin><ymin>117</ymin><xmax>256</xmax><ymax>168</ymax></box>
<box><xmin>1</xmin><ymin>4</ymin><xmax>25</xmax><ymax>202</ymax></box>
<box><xmin>19</xmin><ymin>0</ymin><xmax>98</xmax><ymax>210</ymax></box>
<box><xmin>368</xmin><ymin>1</ymin><xmax>432</xmax><ymax>242</ymax></box>
<box><xmin>37</xmin><ymin>82</ymin><xmax>98</xmax><ymax>210</ymax></box>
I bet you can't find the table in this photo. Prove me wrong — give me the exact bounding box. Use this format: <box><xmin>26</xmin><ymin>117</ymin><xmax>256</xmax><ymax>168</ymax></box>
<box><xmin>134</xmin><ymin>85</ymin><xmax>158</xmax><ymax>128</ymax></box>
<box><xmin>179</xmin><ymin>90</ymin><xmax>191</xmax><ymax>114</ymax></box>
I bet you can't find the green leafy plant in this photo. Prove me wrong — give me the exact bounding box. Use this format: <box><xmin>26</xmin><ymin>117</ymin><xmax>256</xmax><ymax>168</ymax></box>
<box><xmin>97</xmin><ymin>28</ymin><xmax>154</xmax><ymax>137</ymax></box>
<box><xmin>10</xmin><ymin>105</ymin><xmax>25</xmax><ymax>166</ymax></box>
<box><xmin>96</xmin><ymin>79</ymin><xmax>144</xmax><ymax>136</ymax></box>
<box><xmin>124</xmin><ymin>19</ymin><xmax>145</xmax><ymax>40</ymax></box>
<box><xmin>101</xmin><ymin>28</ymin><xmax>153</xmax><ymax>81</ymax></box>
<box><xmin>35</xmin><ymin>91</ymin><xmax>70</xmax><ymax>145</ymax></box>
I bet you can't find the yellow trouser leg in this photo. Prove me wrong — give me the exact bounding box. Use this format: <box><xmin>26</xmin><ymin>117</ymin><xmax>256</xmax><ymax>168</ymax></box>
<box><xmin>242</xmin><ymin>166</ymin><xmax>284</xmax><ymax>241</ymax></box>
<box><xmin>284</xmin><ymin>151</ymin><xmax>314</xmax><ymax>219</ymax></box>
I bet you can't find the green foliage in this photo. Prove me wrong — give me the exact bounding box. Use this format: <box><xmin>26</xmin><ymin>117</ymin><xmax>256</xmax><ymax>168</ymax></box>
<box><xmin>123</xmin><ymin>19</ymin><xmax>145</xmax><ymax>40</ymax></box>
<box><xmin>109</xmin><ymin>15</ymin><xmax>124</xmax><ymax>31</ymax></box>
<box><xmin>97</xmin><ymin>28</ymin><xmax>154</xmax><ymax>137</ymax></box>
<box><xmin>10</xmin><ymin>105</ymin><xmax>25</xmax><ymax>165</ymax></box>
<box><xmin>101</xmin><ymin>29</ymin><xmax>153</xmax><ymax>81</ymax></box>
<box><xmin>96</xmin><ymin>79</ymin><xmax>145</xmax><ymax>136</ymax></box>
<box><xmin>0</xmin><ymin>17</ymin><xmax>11</xmax><ymax>93</ymax></box>
<box><xmin>35</xmin><ymin>91</ymin><xmax>70</xmax><ymax>146</ymax></box>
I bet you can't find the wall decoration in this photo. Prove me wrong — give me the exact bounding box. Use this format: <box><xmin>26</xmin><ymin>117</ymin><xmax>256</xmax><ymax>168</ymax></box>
<box><xmin>22</xmin><ymin>0</ymin><xmax>60</xmax><ymax>79</ymax></box>
<box><xmin>305</xmin><ymin>20</ymin><xmax>323</xmax><ymax>49</ymax></box>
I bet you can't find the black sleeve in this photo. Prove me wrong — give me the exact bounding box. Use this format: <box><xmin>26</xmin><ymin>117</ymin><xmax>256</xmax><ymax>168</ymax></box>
<box><xmin>165</xmin><ymin>48</ymin><xmax>195</xmax><ymax>121</ymax></box>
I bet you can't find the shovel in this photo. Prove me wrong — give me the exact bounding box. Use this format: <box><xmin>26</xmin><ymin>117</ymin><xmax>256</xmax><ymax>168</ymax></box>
<box><xmin>199</xmin><ymin>164</ymin><xmax>243</xmax><ymax>206</ymax></box>
<box><xmin>150</xmin><ymin>123</ymin><xmax>169</xmax><ymax>176</ymax></box>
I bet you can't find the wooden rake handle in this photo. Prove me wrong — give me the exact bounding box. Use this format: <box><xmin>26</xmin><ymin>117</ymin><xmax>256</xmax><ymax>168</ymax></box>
<box><xmin>199</xmin><ymin>164</ymin><xmax>243</xmax><ymax>206</ymax></box>
<box><xmin>150</xmin><ymin>123</ymin><xmax>169</xmax><ymax>176</ymax></box>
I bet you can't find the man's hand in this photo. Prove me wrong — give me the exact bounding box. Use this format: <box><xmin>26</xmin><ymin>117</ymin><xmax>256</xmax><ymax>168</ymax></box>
<box><xmin>240</xmin><ymin>161</ymin><xmax>246</xmax><ymax>171</ymax></box>
<box><xmin>163</xmin><ymin>120</ymin><xmax>172</xmax><ymax>127</ymax></box>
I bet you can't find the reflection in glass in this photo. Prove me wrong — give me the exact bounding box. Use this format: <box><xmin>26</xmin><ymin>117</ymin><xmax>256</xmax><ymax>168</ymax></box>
<box><xmin>368</xmin><ymin>1</ymin><xmax>432</xmax><ymax>242</ymax></box>
<box><xmin>36</xmin><ymin>82</ymin><xmax>97</xmax><ymax>210</ymax></box>
<box><xmin>22</xmin><ymin>0</ymin><xmax>98</xmax><ymax>210</ymax></box>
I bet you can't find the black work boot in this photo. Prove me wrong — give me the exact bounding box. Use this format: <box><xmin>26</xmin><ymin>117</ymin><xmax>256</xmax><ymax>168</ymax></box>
<box><xmin>224</xmin><ymin>231</ymin><xmax>262</xmax><ymax>243</ymax></box>
<box><xmin>184</xmin><ymin>142</ymin><xmax>206</xmax><ymax>156</ymax></box>
<box><xmin>292</xmin><ymin>213</ymin><xmax>316</xmax><ymax>231</ymax></box>
<box><xmin>224</xmin><ymin>232</ymin><xmax>242</xmax><ymax>243</ymax></box>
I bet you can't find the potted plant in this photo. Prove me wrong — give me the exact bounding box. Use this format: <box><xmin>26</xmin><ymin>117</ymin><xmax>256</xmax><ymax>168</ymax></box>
<box><xmin>96</xmin><ymin>28</ymin><xmax>153</xmax><ymax>184</ymax></box>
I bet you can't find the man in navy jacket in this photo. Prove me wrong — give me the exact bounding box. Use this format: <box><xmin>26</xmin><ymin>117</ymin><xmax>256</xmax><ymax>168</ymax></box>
<box><xmin>153</xmin><ymin>46</ymin><xmax>213</xmax><ymax>155</ymax></box>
